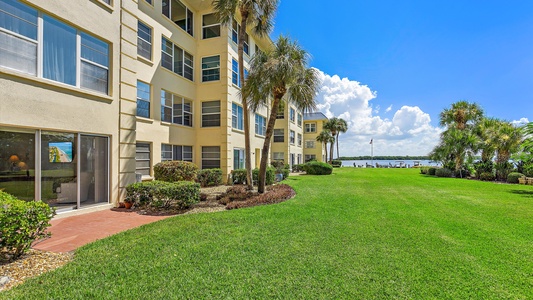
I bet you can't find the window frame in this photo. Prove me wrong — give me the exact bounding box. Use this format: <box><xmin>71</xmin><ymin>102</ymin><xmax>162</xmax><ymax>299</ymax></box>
<box><xmin>0</xmin><ymin>1</ymin><xmax>110</xmax><ymax>95</ymax></box>
<box><xmin>136</xmin><ymin>80</ymin><xmax>151</xmax><ymax>118</ymax></box>
<box><xmin>305</xmin><ymin>123</ymin><xmax>317</xmax><ymax>133</ymax></box>
<box><xmin>201</xmin><ymin>100</ymin><xmax>221</xmax><ymax>127</ymax></box>
<box><xmin>136</xmin><ymin>142</ymin><xmax>151</xmax><ymax>177</ymax></box>
<box><xmin>161</xmin><ymin>36</ymin><xmax>194</xmax><ymax>81</ymax></box>
<box><xmin>162</xmin><ymin>0</ymin><xmax>193</xmax><ymax>36</ymax></box>
<box><xmin>273</xmin><ymin>129</ymin><xmax>284</xmax><ymax>143</ymax></box>
<box><xmin>297</xmin><ymin>133</ymin><xmax>302</xmax><ymax>147</ymax></box>
<box><xmin>305</xmin><ymin>140</ymin><xmax>315</xmax><ymax>149</ymax></box>
<box><xmin>160</xmin><ymin>90</ymin><xmax>192</xmax><ymax>127</ymax></box>
<box><xmin>255</xmin><ymin>114</ymin><xmax>266</xmax><ymax>136</ymax></box>
<box><xmin>161</xmin><ymin>144</ymin><xmax>193</xmax><ymax>162</ymax></box>
<box><xmin>137</xmin><ymin>21</ymin><xmax>152</xmax><ymax>60</ymax></box>
<box><xmin>305</xmin><ymin>154</ymin><xmax>316</xmax><ymax>162</ymax></box>
<box><xmin>297</xmin><ymin>113</ymin><xmax>303</xmax><ymax>127</ymax></box>
<box><xmin>273</xmin><ymin>152</ymin><xmax>284</xmax><ymax>161</ymax></box>
<box><xmin>201</xmin><ymin>55</ymin><xmax>220</xmax><ymax>82</ymax></box>
<box><xmin>202</xmin><ymin>146</ymin><xmax>221</xmax><ymax>169</ymax></box>
<box><xmin>202</xmin><ymin>13</ymin><xmax>220</xmax><ymax>39</ymax></box>
<box><xmin>231</xmin><ymin>58</ymin><xmax>239</xmax><ymax>87</ymax></box>
<box><xmin>232</xmin><ymin>103</ymin><xmax>244</xmax><ymax>131</ymax></box>
<box><xmin>289</xmin><ymin>130</ymin><xmax>295</xmax><ymax>145</ymax></box>
<box><xmin>289</xmin><ymin>108</ymin><xmax>296</xmax><ymax>123</ymax></box>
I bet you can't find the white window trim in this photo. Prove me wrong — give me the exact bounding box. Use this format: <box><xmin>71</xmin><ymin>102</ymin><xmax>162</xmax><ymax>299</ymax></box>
<box><xmin>137</xmin><ymin>21</ymin><xmax>152</xmax><ymax>61</ymax></box>
<box><xmin>201</xmin><ymin>100</ymin><xmax>221</xmax><ymax>127</ymax></box>
<box><xmin>202</xmin><ymin>13</ymin><xmax>220</xmax><ymax>39</ymax></box>
<box><xmin>201</xmin><ymin>55</ymin><xmax>220</xmax><ymax>82</ymax></box>
<box><xmin>161</xmin><ymin>36</ymin><xmax>194</xmax><ymax>81</ymax></box>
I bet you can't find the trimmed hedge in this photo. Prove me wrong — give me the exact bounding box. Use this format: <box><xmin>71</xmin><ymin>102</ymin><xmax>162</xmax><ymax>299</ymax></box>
<box><xmin>0</xmin><ymin>191</ymin><xmax>55</xmax><ymax>261</ymax></box>
<box><xmin>435</xmin><ymin>168</ymin><xmax>453</xmax><ymax>178</ymax></box>
<box><xmin>304</xmin><ymin>161</ymin><xmax>333</xmax><ymax>175</ymax></box>
<box><xmin>506</xmin><ymin>172</ymin><xmax>524</xmax><ymax>184</ymax></box>
<box><xmin>197</xmin><ymin>168</ymin><xmax>222</xmax><ymax>187</ymax></box>
<box><xmin>231</xmin><ymin>168</ymin><xmax>276</xmax><ymax>185</ymax></box>
<box><xmin>125</xmin><ymin>180</ymin><xmax>200</xmax><ymax>210</ymax></box>
<box><xmin>428</xmin><ymin>167</ymin><xmax>438</xmax><ymax>176</ymax></box>
<box><xmin>153</xmin><ymin>160</ymin><xmax>198</xmax><ymax>182</ymax></box>
<box><xmin>331</xmin><ymin>160</ymin><xmax>342</xmax><ymax>168</ymax></box>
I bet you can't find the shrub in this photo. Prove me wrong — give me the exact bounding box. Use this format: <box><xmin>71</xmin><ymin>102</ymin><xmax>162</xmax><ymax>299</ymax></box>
<box><xmin>218</xmin><ymin>185</ymin><xmax>255</xmax><ymax>205</ymax></box>
<box><xmin>153</xmin><ymin>161</ymin><xmax>198</xmax><ymax>182</ymax></box>
<box><xmin>125</xmin><ymin>180</ymin><xmax>200</xmax><ymax>210</ymax></box>
<box><xmin>506</xmin><ymin>172</ymin><xmax>524</xmax><ymax>184</ymax></box>
<box><xmin>473</xmin><ymin>161</ymin><xmax>494</xmax><ymax>179</ymax></box>
<box><xmin>523</xmin><ymin>163</ymin><xmax>533</xmax><ymax>177</ymax></box>
<box><xmin>0</xmin><ymin>191</ymin><xmax>55</xmax><ymax>261</ymax></box>
<box><xmin>420</xmin><ymin>167</ymin><xmax>429</xmax><ymax>175</ymax></box>
<box><xmin>331</xmin><ymin>160</ymin><xmax>342</xmax><ymax>168</ymax></box>
<box><xmin>197</xmin><ymin>168</ymin><xmax>222</xmax><ymax>187</ymax></box>
<box><xmin>226</xmin><ymin>184</ymin><xmax>296</xmax><ymax>210</ymax></box>
<box><xmin>479</xmin><ymin>172</ymin><xmax>496</xmax><ymax>181</ymax></box>
<box><xmin>292</xmin><ymin>164</ymin><xmax>305</xmax><ymax>172</ymax></box>
<box><xmin>305</xmin><ymin>161</ymin><xmax>333</xmax><ymax>175</ymax></box>
<box><xmin>232</xmin><ymin>168</ymin><xmax>276</xmax><ymax>185</ymax></box>
<box><xmin>428</xmin><ymin>167</ymin><xmax>438</xmax><ymax>176</ymax></box>
<box><xmin>435</xmin><ymin>168</ymin><xmax>452</xmax><ymax>178</ymax></box>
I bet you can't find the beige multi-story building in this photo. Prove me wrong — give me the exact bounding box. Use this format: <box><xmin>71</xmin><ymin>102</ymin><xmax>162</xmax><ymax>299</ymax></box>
<box><xmin>0</xmin><ymin>0</ymin><xmax>318</xmax><ymax>216</ymax></box>
<box><xmin>303</xmin><ymin>112</ymin><xmax>328</xmax><ymax>162</ymax></box>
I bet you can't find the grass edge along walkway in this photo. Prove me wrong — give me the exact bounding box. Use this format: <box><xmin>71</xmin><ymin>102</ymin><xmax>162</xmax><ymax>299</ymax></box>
<box><xmin>2</xmin><ymin>168</ymin><xmax>533</xmax><ymax>299</ymax></box>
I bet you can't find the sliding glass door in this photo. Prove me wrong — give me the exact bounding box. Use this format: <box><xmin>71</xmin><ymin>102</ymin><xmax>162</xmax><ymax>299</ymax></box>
<box><xmin>79</xmin><ymin>135</ymin><xmax>108</xmax><ymax>207</ymax></box>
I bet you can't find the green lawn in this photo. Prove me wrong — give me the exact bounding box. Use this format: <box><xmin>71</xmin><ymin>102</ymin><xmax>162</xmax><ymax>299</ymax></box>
<box><xmin>3</xmin><ymin>168</ymin><xmax>533</xmax><ymax>299</ymax></box>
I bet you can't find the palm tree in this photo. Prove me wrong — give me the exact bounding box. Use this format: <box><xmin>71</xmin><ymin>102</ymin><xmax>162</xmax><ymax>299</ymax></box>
<box><xmin>316</xmin><ymin>130</ymin><xmax>334</xmax><ymax>162</ymax></box>
<box><xmin>243</xmin><ymin>35</ymin><xmax>320</xmax><ymax>193</ymax></box>
<box><xmin>212</xmin><ymin>0</ymin><xmax>278</xmax><ymax>189</ymax></box>
<box><xmin>335</xmin><ymin>118</ymin><xmax>347</xmax><ymax>159</ymax></box>
<box><xmin>323</xmin><ymin>117</ymin><xmax>340</xmax><ymax>162</ymax></box>
<box><xmin>475</xmin><ymin>117</ymin><xmax>500</xmax><ymax>162</ymax></box>
<box><xmin>494</xmin><ymin>121</ymin><xmax>523</xmax><ymax>180</ymax></box>
<box><xmin>439</xmin><ymin>100</ymin><xmax>484</xmax><ymax>130</ymax></box>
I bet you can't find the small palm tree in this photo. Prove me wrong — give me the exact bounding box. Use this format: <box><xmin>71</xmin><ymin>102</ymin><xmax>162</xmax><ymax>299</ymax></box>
<box><xmin>243</xmin><ymin>35</ymin><xmax>320</xmax><ymax>193</ymax></box>
<box><xmin>323</xmin><ymin>118</ymin><xmax>339</xmax><ymax>162</ymax></box>
<box><xmin>212</xmin><ymin>0</ymin><xmax>278</xmax><ymax>189</ymax></box>
<box><xmin>316</xmin><ymin>130</ymin><xmax>334</xmax><ymax>162</ymax></box>
<box><xmin>494</xmin><ymin>121</ymin><xmax>523</xmax><ymax>180</ymax></box>
<box><xmin>335</xmin><ymin>118</ymin><xmax>348</xmax><ymax>159</ymax></box>
<box><xmin>439</xmin><ymin>100</ymin><xmax>484</xmax><ymax>130</ymax></box>
<box><xmin>475</xmin><ymin>117</ymin><xmax>500</xmax><ymax>162</ymax></box>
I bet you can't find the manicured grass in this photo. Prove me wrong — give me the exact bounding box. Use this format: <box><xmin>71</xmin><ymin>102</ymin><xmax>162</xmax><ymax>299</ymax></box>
<box><xmin>3</xmin><ymin>169</ymin><xmax>533</xmax><ymax>299</ymax></box>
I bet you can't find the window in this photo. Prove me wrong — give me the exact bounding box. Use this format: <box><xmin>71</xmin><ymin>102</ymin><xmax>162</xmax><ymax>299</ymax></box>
<box><xmin>231</xmin><ymin>58</ymin><xmax>239</xmax><ymax>86</ymax></box>
<box><xmin>305</xmin><ymin>154</ymin><xmax>316</xmax><ymax>162</ymax></box>
<box><xmin>145</xmin><ymin>0</ymin><xmax>152</xmax><ymax>4</ymax></box>
<box><xmin>0</xmin><ymin>1</ymin><xmax>110</xmax><ymax>94</ymax></box>
<box><xmin>202</xmin><ymin>146</ymin><xmax>220</xmax><ymax>169</ymax></box>
<box><xmin>232</xmin><ymin>103</ymin><xmax>244</xmax><ymax>130</ymax></box>
<box><xmin>137</xmin><ymin>81</ymin><xmax>150</xmax><ymax>118</ymax></box>
<box><xmin>161</xmin><ymin>37</ymin><xmax>193</xmax><ymax>81</ymax></box>
<box><xmin>255</xmin><ymin>114</ymin><xmax>266</xmax><ymax>136</ymax></box>
<box><xmin>289</xmin><ymin>108</ymin><xmax>295</xmax><ymax>122</ymax></box>
<box><xmin>297</xmin><ymin>133</ymin><xmax>302</xmax><ymax>147</ymax></box>
<box><xmin>102</xmin><ymin>0</ymin><xmax>111</xmax><ymax>4</ymax></box>
<box><xmin>255</xmin><ymin>44</ymin><xmax>262</xmax><ymax>56</ymax></box>
<box><xmin>136</xmin><ymin>143</ymin><xmax>151</xmax><ymax>176</ymax></box>
<box><xmin>202</xmin><ymin>13</ymin><xmax>220</xmax><ymax>39</ymax></box>
<box><xmin>202</xmin><ymin>55</ymin><xmax>220</xmax><ymax>82</ymax></box>
<box><xmin>161</xmin><ymin>144</ymin><xmax>192</xmax><ymax>162</ymax></box>
<box><xmin>137</xmin><ymin>21</ymin><xmax>152</xmax><ymax>60</ymax></box>
<box><xmin>297</xmin><ymin>154</ymin><xmax>302</xmax><ymax>164</ymax></box>
<box><xmin>305</xmin><ymin>123</ymin><xmax>317</xmax><ymax>133</ymax></box>
<box><xmin>231</xmin><ymin>20</ymin><xmax>249</xmax><ymax>55</ymax></box>
<box><xmin>276</xmin><ymin>103</ymin><xmax>285</xmax><ymax>119</ymax></box>
<box><xmin>233</xmin><ymin>148</ymin><xmax>245</xmax><ymax>170</ymax></box>
<box><xmin>161</xmin><ymin>90</ymin><xmax>192</xmax><ymax>126</ymax></box>
<box><xmin>202</xmin><ymin>101</ymin><xmax>220</xmax><ymax>127</ymax></box>
<box><xmin>297</xmin><ymin>113</ymin><xmax>303</xmax><ymax>127</ymax></box>
<box><xmin>162</xmin><ymin>0</ymin><xmax>193</xmax><ymax>36</ymax></box>
<box><xmin>305</xmin><ymin>140</ymin><xmax>315</xmax><ymax>148</ymax></box>
<box><xmin>289</xmin><ymin>130</ymin><xmax>295</xmax><ymax>144</ymax></box>
<box><xmin>273</xmin><ymin>152</ymin><xmax>284</xmax><ymax>161</ymax></box>
<box><xmin>274</xmin><ymin>129</ymin><xmax>284</xmax><ymax>143</ymax></box>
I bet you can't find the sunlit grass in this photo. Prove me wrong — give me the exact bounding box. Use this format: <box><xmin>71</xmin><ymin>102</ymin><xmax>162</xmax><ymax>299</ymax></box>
<box><xmin>3</xmin><ymin>168</ymin><xmax>533</xmax><ymax>299</ymax></box>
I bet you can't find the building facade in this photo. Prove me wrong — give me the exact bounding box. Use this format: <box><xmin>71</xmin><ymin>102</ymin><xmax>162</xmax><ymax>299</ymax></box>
<box><xmin>303</xmin><ymin>112</ymin><xmax>328</xmax><ymax>162</ymax></box>
<box><xmin>0</xmin><ymin>0</ymin><xmax>312</xmax><ymax>215</ymax></box>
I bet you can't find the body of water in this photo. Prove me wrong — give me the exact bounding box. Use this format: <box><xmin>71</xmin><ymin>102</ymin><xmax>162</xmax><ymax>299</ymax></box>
<box><xmin>341</xmin><ymin>160</ymin><xmax>439</xmax><ymax>168</ymax></box>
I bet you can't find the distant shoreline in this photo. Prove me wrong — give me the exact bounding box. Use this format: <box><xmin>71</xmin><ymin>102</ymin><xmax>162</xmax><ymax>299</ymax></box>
<box><xmin>339</xmin><ymin>156</ymin><xmax>430</xmax><ymax>161</ymax></box>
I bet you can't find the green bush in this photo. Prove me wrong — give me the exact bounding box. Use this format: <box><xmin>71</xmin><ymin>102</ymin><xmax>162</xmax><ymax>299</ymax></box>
<box><xmin>231</xmin><ymin>168</ymin><xmax>276</xmax><ymax>185</ymax></box>
<box><xmin>125</xmin><ymin>180</ymin><xmax>200</xmax><ymax>210</ymax></box>
<box><xmin>474</xmin><ymin>161</ymin><xmax>494</xmax><ymax>179</ymax></box>
<box><xmin>282</xmin><ymin>164</ymin><xmax>290</xmax><ymax>180</ymax></box>
<box><xmin>197</xmin><ymin>169</ymin><xmax>222</xmax><ymax>187</ymax></box>
<box><xmin>506</xmin><ymin>172</ymin><xmax>524</xmax><ymax>184</ymax></box>
<box><xmin>292</xmin><ymin>164</ymin><xmax>305</xmax><ymax>172</ymax></box>
<box><xmin>153</xmin><ymin>160</ymin><xmax>198</xmax><ymax>182</ymax></box>
<box><xmin>331</xmin><ymin>160</ymin><xmax>342</xmax><ymax>168</ymax></box>
<box><xmin>0</xmin><ymin>191</ymin><xmax>55</xmax><ymax>261</ymax></box>
<box><xmin>420</xmin><ymin>167</ymin><xmax>429</xmax><ymax>174</ymax></box>
<box><xmin>305</xmin><ymin>161</ymin><xmax>333</xmax><ymax>175</ymax></box>
<box><xmin>479</xmin><ymin>172</ymin><xmax>496</xmax><ymax>181</ymax></box>
<box><xmin>428</xmin><ymin>167</ymin><xmax>438</xmax><ymax>176</ymax></box>
<box><xmin>523</xmin><ymin>164</ymin><xmax>533</xmax><ymax>177</ymax></box>
<box><xmin>435</xmin><ymin>168</ymin><xmax>452</xmax><ymax>178</ymax></box>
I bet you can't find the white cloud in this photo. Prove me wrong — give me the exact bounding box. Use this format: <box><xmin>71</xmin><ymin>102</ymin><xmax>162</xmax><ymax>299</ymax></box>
<box><xmin>511</xmin><ymin>118</ymin><xmax>529</xmax><ymax>127</ymax></box>
<box><xmin>314</xmin><ymin>69</ymin><xmax>442</xmax><ymax>156</ymax></box>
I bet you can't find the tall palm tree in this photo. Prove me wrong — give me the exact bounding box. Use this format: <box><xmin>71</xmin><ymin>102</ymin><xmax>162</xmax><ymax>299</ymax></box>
<box><xmin>212</xmin><ymin>0</ymin><xmax>278</xmax><ymax>189</ymax></box>
<box><xmin>316</xmin><ymin>130</ymin><xmax>334</xmax><ymax>163</ymax></box>
<box><xmin>494</xmin><ymin>121</ymin><xmax>523</xmax><ymax>180</ymax></box>
<box><xmin>475</xmin><ymin>117</ymin><xmax>500</xmax><ymax>162</ymax></box>
<box><xmin>335</xmin><ymin>118</ymin><xmax>347</xmax><ymax>159</ymax></box>
<box><xmin>243</xmin><ymin>35</ymin><xmax>320</xmax><ymax>193</ymax></box>
<box><xmin>323</xmin><ymin>117</ymin><xmax>340</xmax><ymax>162</ymax></box>
<box><xmin>439</xmin><ymin>100</ymin><xmax>484</xmax><ymax>130</ymax></box>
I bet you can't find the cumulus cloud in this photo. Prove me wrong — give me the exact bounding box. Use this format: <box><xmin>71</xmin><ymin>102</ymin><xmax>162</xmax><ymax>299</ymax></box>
<box><xmin>313</xmin><ymin>69</ymin><xmax>441</xmax><ymax>156</ymax></box>
<box><xmin>511</xmin><ymin>118</ymin><xmax>529</xmax><ymax>127</ymax></box>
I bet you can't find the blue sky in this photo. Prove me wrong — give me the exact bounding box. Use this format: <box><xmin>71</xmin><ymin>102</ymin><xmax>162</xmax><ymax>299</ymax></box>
<box><xmin>271</xmin><ymin>0</ymin><xmax>533</xmax><ymax>156</ymax></box>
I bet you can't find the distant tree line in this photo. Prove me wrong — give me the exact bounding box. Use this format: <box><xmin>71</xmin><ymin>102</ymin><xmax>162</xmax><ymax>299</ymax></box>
<box><xmin>339</xmin><ymin>156</ymin><xmax>430</xmax><ymax>161</ymax></box>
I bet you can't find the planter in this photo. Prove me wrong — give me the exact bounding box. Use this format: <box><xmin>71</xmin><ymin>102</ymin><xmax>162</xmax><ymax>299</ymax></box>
<box><xmin>124</xmin><ymin>202</ymin><xmax>133</xmax><ymax>209</ymax></box>
<box><xmin>519</xmin><ymin>178</ymin><xmax>527</xmax><ymax>185</ymax></box>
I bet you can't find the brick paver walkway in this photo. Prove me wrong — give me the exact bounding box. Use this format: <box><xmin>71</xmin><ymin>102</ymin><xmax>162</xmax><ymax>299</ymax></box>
<box><xmin>33</xmin><ymin>209</ymin><xmax>170</xmax><ymax>253</ymax></box>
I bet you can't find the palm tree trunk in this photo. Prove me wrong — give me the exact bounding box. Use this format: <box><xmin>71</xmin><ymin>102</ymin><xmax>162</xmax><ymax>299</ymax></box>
<box><xmin>329</xmin><ymin>137</ymin><xmax>335</xmax><ymax>163</ymax></box>
<box><xmin>238</xmin><ymin>11</ymin><xmax>253</xmax><ymax>190</ymax></box>
<box><xmin>336</xmin><ymin>133</ymin><xmax>340</xmax><ymax>159</ymax></box>
<box><xmin>258</xmin><ymin>95</ymin><xmax>283</xmax><ymax>193</ymax></box>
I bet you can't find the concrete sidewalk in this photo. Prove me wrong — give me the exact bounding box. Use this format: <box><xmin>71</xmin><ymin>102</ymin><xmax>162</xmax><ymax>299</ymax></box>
<box><xmin>33</xmin><ymin>209</ymin><xmax>170</xmax><ymax>253</ymax></box>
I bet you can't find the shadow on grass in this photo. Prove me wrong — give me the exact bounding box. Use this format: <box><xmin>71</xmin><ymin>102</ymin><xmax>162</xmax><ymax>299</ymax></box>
<box><xmin>508</xmin><ymin>189</ymin><xmax>533</xmax><ymax>198</ymax></box>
